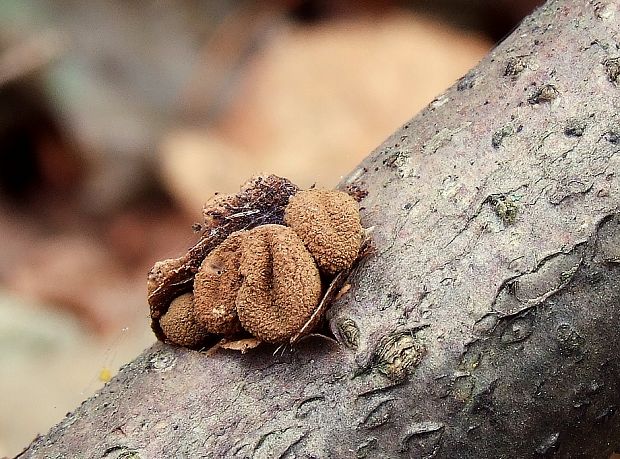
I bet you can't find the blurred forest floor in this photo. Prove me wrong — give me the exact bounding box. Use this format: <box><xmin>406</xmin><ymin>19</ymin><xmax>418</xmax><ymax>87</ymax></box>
<box><xmin>0</xmin><ymin>0</ymin><xmax>542</xmax><ymax>455</ymax></box>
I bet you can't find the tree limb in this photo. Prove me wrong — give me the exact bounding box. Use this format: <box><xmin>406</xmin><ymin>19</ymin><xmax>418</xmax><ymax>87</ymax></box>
<box><xmin>20</xmin><ymin>0</ymin><xmax>620</xmax><ymax>457</ymax></box>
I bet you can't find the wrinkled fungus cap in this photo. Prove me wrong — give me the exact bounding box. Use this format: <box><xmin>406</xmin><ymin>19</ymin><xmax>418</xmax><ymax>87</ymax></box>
<box><xmin>236</xmin><ymin>224</ymin><xmax>322</xmax><ymax>343</ymax></box>
<box><xmin>285</xmin><ymin>189</ymin><xmax>363</xmax><ymax>274</ymax></box>
<box><xmin>193</xmin><ymin>231</ymin><xmax>245</xmax><ymax>335</ymax></box>
<box><xmin>159</xmin><ymin>293</ymin><xmax>211</xmax><ymax>347</ymax></box>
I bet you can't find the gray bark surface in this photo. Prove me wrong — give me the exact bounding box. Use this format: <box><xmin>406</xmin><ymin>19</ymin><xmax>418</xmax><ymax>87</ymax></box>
<box><xmin>20</xmin><ymin>1</ymin><xmax>620</xmax><ymax>457</ymax></box>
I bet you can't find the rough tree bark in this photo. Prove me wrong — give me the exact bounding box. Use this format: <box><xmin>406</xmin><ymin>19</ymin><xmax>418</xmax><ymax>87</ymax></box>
<box><xmin>20</xmin><ymin>1</ymin><xmax>620</xmax><ymax>457</ymax></box>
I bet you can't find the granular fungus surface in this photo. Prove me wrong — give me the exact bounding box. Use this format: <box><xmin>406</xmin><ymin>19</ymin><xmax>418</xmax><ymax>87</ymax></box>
<box><xmin>285</xmin><ymin>189</ymin><xmax>363</xmax><ymax>274</ymax></box>
<box><xmin>159</xmin><ymin>293</ymin><xmax>210</xmax><ymax>347</ymax></box>
<box><xmin>193</xmin><ymin>232</ymin><xmax>245</xmax><ymax>335</ymax></box>
<box><xmin>237</xmin><ymin>224</ymin><xmax>322</xmax><ymax>343</ymax></box>
<box><xmin>147</xmin><ymin>175</ymin><xmax>364</xmax><ymax>347</ymax></box>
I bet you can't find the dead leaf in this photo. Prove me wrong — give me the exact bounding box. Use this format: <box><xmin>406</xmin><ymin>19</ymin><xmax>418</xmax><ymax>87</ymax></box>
<box><xmin>219</xmin><ymin>338</ymin><xmax>262</xmax><ymax>354</ymax></box>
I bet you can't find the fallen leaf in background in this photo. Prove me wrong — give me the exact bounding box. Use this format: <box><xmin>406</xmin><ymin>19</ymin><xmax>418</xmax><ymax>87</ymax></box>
<box><xmin>0</xmin><ymin>290</ymin><xmax>153</xmax><ymax>457</ymax></box>
<box><xmin>7</xmin><ymin>236</ymin><xmax>137</xmax><ymax>333</ymax></box>
<box><xmin>160</xmin><ymin>13</ymin><xmax>491</xmax><ymax>215</ymax></box>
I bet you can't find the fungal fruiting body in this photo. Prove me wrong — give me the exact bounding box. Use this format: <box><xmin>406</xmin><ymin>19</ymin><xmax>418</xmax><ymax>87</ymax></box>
<box><xmin>236</xmin><ymin>224</ymin><xmax>322</xmax><ymax>343</ymax></box>
<box><xmin>285</xmin><ymin>189</ymin><xmax>363</xmax><ymax>274</ymax></box>
<box><xmin>193</xmin><ymin>231</ymin><xmax>245</xmax><ymax>335</ymax></box>
<box><xmin>191</xmin><ymin>224</ymin><xmax>322</xmax><ymax>344</ymax></box>
<box><xmin>148</xmin><ymin>175</ymin><xmax>364</xmax><ymax>348</ymax></box>
<box><xmin>159</xmin><ymin>293</ymin><xmax>211</xmax><ymax>347</ymax></box>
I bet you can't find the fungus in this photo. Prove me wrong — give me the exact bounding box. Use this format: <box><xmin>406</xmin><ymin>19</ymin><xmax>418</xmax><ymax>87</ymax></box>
<box><xmin>236</xmin><ymin>224</ymin><xmax>322</xmax><ymax>343</ymax></box>
<box><xmin>147</xmin><ymin>175</ymin><xmax>298</xmax><ymax>342</ymax></box>
<box><xmin>159</xmin><ymin>293</ymin><xmax>211</xmax><ymax>347</ymax></box>
<box><xmin>284</xmin><ymin>189</ymin><xmax>363</xmax><ymax>274</ymax></box>
<box><xmin>193</xmin><ymin>231</ymin><xmax>245</xmax><ymax>335</ymax></box>
<box><xmin>148</xmin><ymin>175</ymin><xmax>370</xmax><ymax>349</ymax></box>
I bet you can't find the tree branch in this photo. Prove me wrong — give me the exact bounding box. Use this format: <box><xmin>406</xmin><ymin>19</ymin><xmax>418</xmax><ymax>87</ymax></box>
<box><xmin>20</xmin><ymin>0</ymin><xmax>620</xmax><ymax>457</ymax></box>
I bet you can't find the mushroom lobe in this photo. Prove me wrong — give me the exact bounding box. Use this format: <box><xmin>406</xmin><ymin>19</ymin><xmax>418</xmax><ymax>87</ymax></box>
<box><xmin>285</xmin><ymin>189</ymin><xmax>363</xmax><ymax>274</ymax></box>
<box><xmin>193</xmin><ymin>231</ymin><xmax>245</xmax><ymax>335</ymax></box>
<box><xmin>159</xmin><ymin>293</ymin><xmax>211</xmax><ymax>347</ymax></box>
<box><xmin>236</xmin><ymin>224</ymin><xmax>322</xmax><ymax>343</ymax></box>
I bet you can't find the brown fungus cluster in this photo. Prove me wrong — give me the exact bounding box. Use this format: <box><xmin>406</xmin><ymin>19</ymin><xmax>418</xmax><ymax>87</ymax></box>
<box><xmin>147</xmin><ymin>175</ymin><xmax>298</xmax><ymax>342</ymax></box>
<box><xmin>147</xmin><ymin>174</ymin><xmax>364</xmax><ymax>347</ymax></box>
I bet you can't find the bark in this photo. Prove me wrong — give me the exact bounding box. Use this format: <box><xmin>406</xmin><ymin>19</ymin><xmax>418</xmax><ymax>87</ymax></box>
<box><xmin>20</xmin><ymin>1</ymin><xmax>620</xmax><ymax>457</ymax></box>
